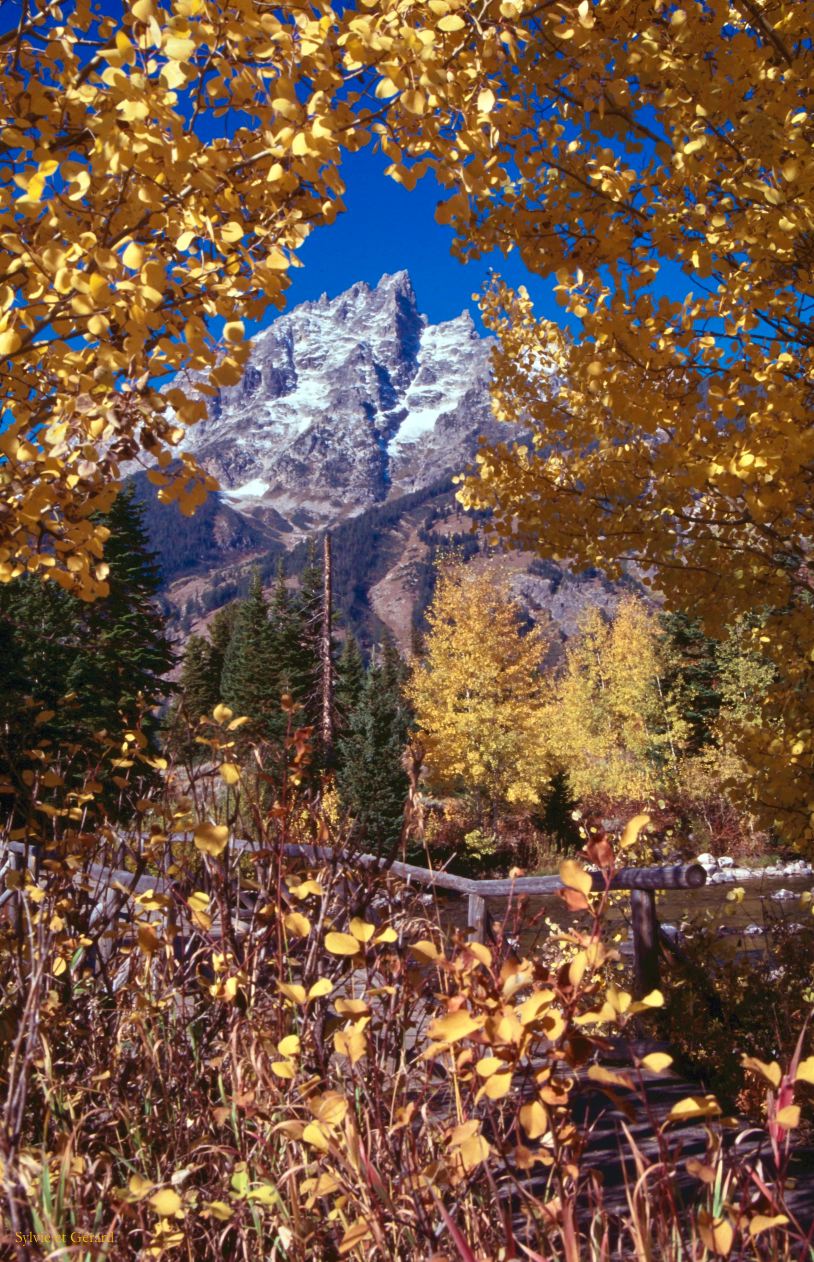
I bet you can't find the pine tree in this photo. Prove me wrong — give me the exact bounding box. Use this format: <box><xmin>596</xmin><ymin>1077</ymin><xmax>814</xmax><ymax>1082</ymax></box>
<box><xmin>0</xmin><ymin>575</ymin><xmax>78</xmax><ymax>778</ymax></box>
<box><xmin>660</xmin><ymin>612</ymin><xmax>721</xmax><ymax>755</ymax></box>
<box><xmin>0</xmin><ymin>485</ymin><xmax>174</xmax><ymax>809</ymax></box>
<box><xmin>268</xmin><ymin>558</ymin><xmax>301</xmax><ymax>698</ymax></box>
<box><xmin>208</xmin><ymin>601</ymin><xmax>240</xmax><ymax>694</ymax></box>
<box><xmin>166</xmin><ymin>635</ymin><xmax>220</xmax><ymax>759</ymax></box>
<box><xmin>335</xmin><ymin>634</ymin><xmax>366</xmax><ymax>732</ymax></box>
<box><xmin>336</xmin><ymin>661</ymin><xmax>409</xmax><ymax>852</ymax></box>
<box><xmin>292</xmin><ymin>539</ymin><xmax>324</xmax><ymax>733</ymax></box>
<box><xmin>64</xmin><ymin>484</ymin><xmax>175</xmax><ymax>743</ymax></box>
<box><xmin>220</xmin><ymin>572</ymin><xmax>279</xmax><ymax>739</ymax></box>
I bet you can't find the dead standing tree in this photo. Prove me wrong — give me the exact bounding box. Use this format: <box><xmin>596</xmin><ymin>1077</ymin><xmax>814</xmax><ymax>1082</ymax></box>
<box><xmin>320</xmin><ymin>531</ymin><xmax>334</xmax><ymax>767</ymax></box>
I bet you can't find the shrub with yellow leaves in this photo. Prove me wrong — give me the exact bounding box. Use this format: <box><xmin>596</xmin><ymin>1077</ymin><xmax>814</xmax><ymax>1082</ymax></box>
<box><xmin>1</xmin><ymin>718</ymin><xmax>811</xmax><ymax>1259</ymax></box>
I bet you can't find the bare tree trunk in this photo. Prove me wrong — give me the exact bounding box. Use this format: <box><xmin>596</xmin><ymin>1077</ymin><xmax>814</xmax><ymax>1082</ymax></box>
<box><xmin>320</xmin><ymin>532</ymin><xmax>334</xmax><ymax>766</ymax></box>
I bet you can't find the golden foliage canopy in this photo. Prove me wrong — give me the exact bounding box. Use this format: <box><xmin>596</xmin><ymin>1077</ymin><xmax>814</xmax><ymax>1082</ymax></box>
<box><xmin>407</xmin><ymin>561</ymin><xmax>552</xmax><ymax>812</ymax></box>
<box><xmin>441</xmin><ymin>2</ymin><xmax>814</xmax><ymax>842</ymax></box>
<box><xmin>0</xmin><ymin>0</ymin><xmax>532</xmax><ymax>596</ymax></box>
<box><xmin>551</xmin><ymin>598</ymin><xmax>687</xmax><ymax>801</ymax></box>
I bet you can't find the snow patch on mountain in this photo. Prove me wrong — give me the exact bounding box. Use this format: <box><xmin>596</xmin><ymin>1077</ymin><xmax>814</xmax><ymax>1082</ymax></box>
<box><xmin>180</xmin><ymin>271</ymin><xmax>505</xmax><ymax>533</ymax></box>
<box><xmin>221</xmin><ymin>478</ymin><xmax>271</xmax><ymax>501</ymax></box>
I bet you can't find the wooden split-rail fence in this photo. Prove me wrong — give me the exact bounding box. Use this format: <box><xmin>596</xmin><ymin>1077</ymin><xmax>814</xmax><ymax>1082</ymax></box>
<box><xmin>2</xmin><ymin>837</ymin><xmax>707</xmax><ymax>999</ymax></box>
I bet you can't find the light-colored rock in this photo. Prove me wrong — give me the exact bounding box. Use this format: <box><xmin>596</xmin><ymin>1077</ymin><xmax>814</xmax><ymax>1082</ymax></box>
<box><xmin>695</xmin><ymin>853</ymin><xmax>718</xmax><ymax>870</ymax></box>
<box><xmin>770</xmin><ymin>888</ymin><xmax>796</xmax><ymax>901</ymax></box>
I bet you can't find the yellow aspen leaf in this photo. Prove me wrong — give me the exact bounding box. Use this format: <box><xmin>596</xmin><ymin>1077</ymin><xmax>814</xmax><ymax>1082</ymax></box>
<box><xmin>165</xmin><ymin>34</ymin><xmax>195</xmax><ymax>60</ymax></box>
<box><xmin>373</xmin><ymin>925</ymin><xmax>398</xmax><ymax>944</ymax></box>
<box><xmin>636</xmin><ymin>989</ymin><xmax>664</xmax><ymax>1009</ymax></box>
<box><xmin>401</xmin><ymin>90</ymin><xmax>426</xmax><ymax>115</ymax></box>
<box><xmin>620</xmin><ymin>813</ymin><xmax>651</xmax><ymax>849</ymax></box>
<box><xmin>283</xmin><ymin>911</ymin><xmax>311</xmax><ymax>938</ymax></box>
<box><xmin>223</xmin><ymin>321</ymin><xmax>244</xmax><ymax>344</ymax></box>
<box><xmin>307</xmin><ymin>978</ymin><xmax>333</xmax><ymax>999</ymax></box>
<box><xmin>289</xmin><ymin>879</ymin><xmax>323</xmax><ymax>900</ymax></box>
<box><xmin>478</xmin><ymin>1069</ymin><xmax>513</xmax><ymax>1100</ymax></box>
<box><xmin>301</xmin><ymin>1121</ymin><xmax>330</xmax><ymax>1151</ymax></box>
<box><xmin>278</xmin><ymin>1035</ymin><xmax>300</xmax><ymax>1057</ymax></box>
<box><xmin>150</xmin><ymin>1188</ymin><xmax>182</xmax><ymax>1216</ymax></box>
<box><xmin>467</xmin><ymin>941</ymin><xmax>492</xmax><ymax>967</ymax></box>
<box><xmin>374</xmin><ymin>77</ymin><xmax>399</xmax><ymax>99</ymax></box>
<box><xmin>587</xmin><ymin>1065</ymin><xmax>634</xmax><ymax>1089</ymax></box>
<box><xmin>559</xmin><ymin>858</ymin><xmax>592</xmax><ymax>897</ymax></box>
<box><xmin>776</xmin><ymin>1105</ymin><xmax>800</xmax><ymax>1128</ymax></box>
<box><xmin>121</xmin><ymin>242</ymin><xmax>144</xmax><ymax>271</ymax></box>
<box><xmin>749</xmin><ymin>1215</ymin><xmax>789</xmax><ymax>1237</ymax></box>
<box><xmin>278</xmin><ymin>982</ymin><xmax>307</xmax><ymax>1005</ymax></box>
<box><xmin>335</xmin><ymin>998</ymin><xmax>370</xmax><ymax>1016</ymax></box>
<box><xmin>212</xmin><ymin>704</ymin><xmax>233</xmax><ymax>723</ymax></box>
<box><xmin>193</xmin><ymin>822</ymin><xmax>228</xmax><ymax>856</ymax></box>
<box><xmin>137</xmin><ymin>924</ymin><xmax>161</xmax><ymax>953</ymax></box>
<box><xmin>641</xmin><ymin>1052</ymin><xmax>673</xmax><ymax>1073</ymax></box>
<box><xmin>221</xmin><ymin>222</ymin><xmax>243</xmax><ymax>243</ymax></box>
<box><xmin>338</xmin><ymin>1220</ymin><xmax>373</xmax><ymax>1255</ymax></box>
<box><xmin>477</xmin><ymin>88</ymin><xmax>495</xmax><ymax>113</ymax></box>
<box><xmin>697</xmin><ymin>1211</ymin><xmax>734</xmax><ymax>1257</ymax></box>
<box><xmin>665</xmin><ymin>1095</ymin><xmax>722</xmax><ymax>1124</ymax></box>
<box><xmin>312</xmin><ymin>1093</ymin><xmax>348</xmax><ymax>1125</ymax></box>
<box><xmin>0</xmin><ymin>327</ymin><xmax>22</xmax><ymax>356</ymax></box>
<box><xmin>219</xmin><ymin>763</ymin><xmax>240</xmax><ymax>785</ymax></box>
<box><xmin>517</xmin><ymin>988</ymin><xmax>555</xmax><ymax>1025</ymax></box>
<box><xmin>519</xmin><ymin>1100</ymin><xmax>548</xmax><ymax>1139</ymax></box>
<box><xmin>438</xmin><ymin>13</ymin><xmax>465</xmax><ymax>31</ymax></box>
<box><xmin>475</xmin><ymin>1056</ymin><xmax>504</xmax><ymax>1077</ymax></box>
<box><xmin>202</xmin><ymin>1201</ymin><xmax>232</xmax><ymax>1221</ymax></box>
<box><xmin>128</xmin><ymin>1174</ymin><xmax>154</xmax><ymax>1200</ymax></box>
<box><xmin>271</xmin><ymin>1060</ymin><xmax>296</xmax><ymax>1079</ymax></box>
<box><xmin>349</xmin><ymin>916</ymin><xmax>375</xmax><ymax>942</ymax></box>
<box><xmin>221</xmin><ymin>975</ymin><xmax>239</xmax><ymax>1002</ymax></box>
<box><xmin>427</xmin><ymin>1010</ymin><xmax>484</xmax><ymax>1043</ymax></box>
<box><xmin>410</xmin><ymin>939</ymin><xmax>442</xmax><ymax>962</ymax></box>
<box><xmin>795</xmin><ymin>1056</ymin><xmax>814</xmax><ymax>1084</ymax></box>
<box><xmin>334</xmin><ymin>1026</ymin><xmax>367</xmax><ymax>1063</ymax></box>
<box><xmin>324</xmin><ymin>931</ymin><xmax>360</xmax><ymax>955</ymax></box>
<box><xmin>457</xmin><ymin>1133</ymin><xmax>490</xmax><ymax>1169</ymax></box>
<box><xmin>741</xmin><ymin>1056</ymin><xmax>782</xmax><ymax>1088</ymax></box>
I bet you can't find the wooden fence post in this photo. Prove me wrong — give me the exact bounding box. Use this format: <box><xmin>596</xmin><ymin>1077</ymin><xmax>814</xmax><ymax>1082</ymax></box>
<box><xmin>631</xmin><ymin>888</ymin><xmax>660</xmax><ymax>998</ymax></box>
<box><xmin>467</xmin><ymin>893</ymin><xmax>487</xmax><ymax>944</ymax></box>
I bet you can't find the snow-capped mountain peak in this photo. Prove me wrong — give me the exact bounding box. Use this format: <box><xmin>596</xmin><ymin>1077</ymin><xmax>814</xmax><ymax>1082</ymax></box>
<box><xmin>180</xmin><ymin>271</ymin><xmax>499</xmax><ymax>533</ymax></box>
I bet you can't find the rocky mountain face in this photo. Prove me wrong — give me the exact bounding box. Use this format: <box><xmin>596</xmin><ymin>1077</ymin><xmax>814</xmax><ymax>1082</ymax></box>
<box><xmin>181</xmin><ymin>270</ymin><xmax>500</xmax><ymax>533</ymax></box>
<box><xmin>141</xmin><ymin>270</ymin><xmax>639</xmax><ymax>649</ymax></box>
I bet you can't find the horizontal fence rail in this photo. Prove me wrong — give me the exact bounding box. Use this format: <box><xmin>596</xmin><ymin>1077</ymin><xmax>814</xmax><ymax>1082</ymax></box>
<box><xmin>3</xmin><ymin>838</ymin><xmax>706</xmax><ymax>998</ymax></box>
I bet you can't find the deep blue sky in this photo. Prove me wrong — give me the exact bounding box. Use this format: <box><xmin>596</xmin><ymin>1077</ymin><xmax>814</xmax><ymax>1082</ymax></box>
<box><xmin>276</xmin><ymin>145</ymin><xmax>562</xmax><ymax>331</ymax></box>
